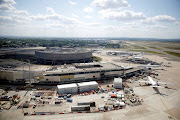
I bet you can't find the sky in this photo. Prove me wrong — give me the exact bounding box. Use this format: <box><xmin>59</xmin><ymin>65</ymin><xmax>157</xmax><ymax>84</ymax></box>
<box><xmin>0</xmin><ymin>0</ymin><xmax>180</xmax><ymax>39</ymax></box>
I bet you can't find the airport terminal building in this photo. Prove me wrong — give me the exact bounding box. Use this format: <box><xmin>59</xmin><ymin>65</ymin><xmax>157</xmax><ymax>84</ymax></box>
<box><xmin>38</xmin><ymin>63</ymin><xmax>142</xmax><ymax>84</ymax></box>
<box><xmin>35</xmin><ymin>48</ymin><xmax>93</xmax><ymax>65</ymax></box>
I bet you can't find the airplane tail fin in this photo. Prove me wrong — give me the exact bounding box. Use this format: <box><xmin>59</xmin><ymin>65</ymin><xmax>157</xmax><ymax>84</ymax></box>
<box><xmin>156</xmin><ymin>81</ymin><xmax>158</xmax><ymax>86</ymax></box>
<box><xmin>159</xmin><ymin>62</ymin><xmax>163</xmax><ymax>66</ymax></box>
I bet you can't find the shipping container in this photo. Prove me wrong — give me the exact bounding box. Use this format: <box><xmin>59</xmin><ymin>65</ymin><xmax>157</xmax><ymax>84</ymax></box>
<box><xmin>67</xmin><ymin>98</ymin><xmax>73</xmax><ymax>102</ymax></box>
<box><xmin>57</xmin><ymin>83</ymin><xmax>77</xmax><ymax>94</ymax></box>
<box><xmin>111</xmin><ymin>94</ymin><xmax>116</xmax><ymax>98</ymax></box>
<box><xmin>78</xmin><ymin>81</ymin><xmax>98</xmax><ymax>93</ymax></box>
<box><xmin>114</xmin><ymin>78</ymin><xmax>122</xmax><ymax>89</ymax></box>
<box><xmin>77</xmin><ymin>101</ymin><xmax>96</xmax><ymax>107</ymax></box>
<box><xmin>71</xmin><ymin>106</ymin><xmax>90</xmax><ymax>111</ymax></box>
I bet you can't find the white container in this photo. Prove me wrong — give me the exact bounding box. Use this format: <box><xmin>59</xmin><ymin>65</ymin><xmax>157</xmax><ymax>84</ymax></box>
<box><xmin>113</xmin><ymin>78</ymin><xmax>122</xmax><ymax>89</ymax></box>
<box><xmin>121</xmin><ymin>94</ymin><xmax>124</xmax><ymax>98</ymax></box>
<box><xmin>57</xmin><ymin>83</ymin><xmax>77</xmax><ymax>94</ymax></box>
<box><xmin>78</xmin><ymin>81</ymin><xmax>98</xmax><ymax>93</ymax></box>
<box><xmin>120</xmin><ymin>102</ymin><xmax>125</xmax><ymax>107</ymax></box>
<box><xmin>117</xmin><ymin>94</ymin><xmax>121</xmax><ymax>98</ymax></box>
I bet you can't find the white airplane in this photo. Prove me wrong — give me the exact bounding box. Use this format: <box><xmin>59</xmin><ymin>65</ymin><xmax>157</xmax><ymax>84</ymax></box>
<box><xmin>133</xmin><ymin>76</ymin><xmax>175</xmax><ymax>88</ymax></box>
<box><xmin>137</xmin><ymin>62</ymin><xmax>163</xmax><ymax>69</ymax></box>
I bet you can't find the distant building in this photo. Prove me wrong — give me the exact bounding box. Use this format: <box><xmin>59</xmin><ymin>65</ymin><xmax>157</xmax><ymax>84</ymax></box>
<box><xmin>85</xmin><ymin>44</ymin><xmax>99</xmax><ymax>48</ymax></box>
<box><xmin>35</xmin><ymin>47</ymin><xmax>93</xmax><ymax>64</ymax></box>
<box><xmin>0</xmin><ymin>69</ymin><xmax>34</xmax><ymax>84</ymax></box>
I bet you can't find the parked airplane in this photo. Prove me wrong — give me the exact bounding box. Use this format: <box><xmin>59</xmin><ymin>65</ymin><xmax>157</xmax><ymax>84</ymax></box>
<box><xmin>133</xmin><ymin>76</ymin><xmax>175</xmax><ymax>88</ymax></box>
<box><xmin>137</xmin><ymin>62</ymin><xmax>163</xmax><ymax>69</ymax></box>
<box><xmin>133</xmin><ymin>76</ymin><xmax>175</xmax><ymax>94</ymax></box>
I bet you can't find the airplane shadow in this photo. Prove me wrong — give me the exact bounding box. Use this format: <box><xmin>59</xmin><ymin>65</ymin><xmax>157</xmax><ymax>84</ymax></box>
<box><xmin>134</xmin><ymin>84</ymin><xmax>151</xmax><ymax>87</ymax></box>
<box><xmin>153</xmin><ymin>87</ymin><xmax>168</xmax><ymax>96</ymax></box>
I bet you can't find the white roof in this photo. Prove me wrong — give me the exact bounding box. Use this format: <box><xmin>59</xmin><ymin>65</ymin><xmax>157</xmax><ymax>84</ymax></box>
<box><xmin>78</xmin><ymin>81</ymin><xmax>98</xmax><ymax>86</ymax></box>
<box><xmin>114</xmin><ymin>78</ymin><xmax>122</xmax><ymax>82</ymax></box>
<box><xmin>57</xmin><ymin>83</ymin><xmax>77</xmax><ymax>89</ymax></box>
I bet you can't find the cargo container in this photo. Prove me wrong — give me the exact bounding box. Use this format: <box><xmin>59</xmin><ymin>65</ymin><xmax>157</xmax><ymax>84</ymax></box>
<box><xmin>114</xmin><ymin>78</ymin><xmax>122</xmax><ymax>89</ymax></box>
<box><xmin>111</xmin><ymin>94</ymin><xmax>116</xmax><ymax>98</ymax></box>
<box><xmin>77</xmin><ymin>101</ymin><xmax>95</xmax><ymax>107</ymax></box>
<box><xmin>57</xmin><ymin>83</ymin><xmax>77</xmax><ymax>94</ymax></box>
<box><xmin>78</xmin><ymin>81</ymin><xmax>98</xmax><ymax>93</ymax></box>
<box><xmin>120</xmin><ymin>102</ymin><xmax>125</xmax><ymax>107</ymax></box>
<box><xmin>111</xmin><ymin>94</ymin><xmax>121</xmax><ymax>98</ymax></box>
<box><xmin>71</xmin><ymin>106</ymin><xmax>90</xmax><ymax>111</ymax></box>
<box><xmin>67</xmin><ymin>98</ymin><xmax>73</xmax><ymax>102</ymax></box>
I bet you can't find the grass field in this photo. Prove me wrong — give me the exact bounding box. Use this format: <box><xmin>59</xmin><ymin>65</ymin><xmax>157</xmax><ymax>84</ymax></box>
<box><xmin>132</xmin><ymin>45</ymin><xmax>146</xmax><ymax>49</ymax></box>
<box><xmin>129</xmin><ymin>49</ymin><xmax>165</xmax><ymax>55</ymax></box>
<box><xmin>164</xmin><ymin>46</ymin><xmax>180</xmax><ymax>50</ymax></box>
<box><xmin>148</xmin><ymin>46</ymin><xmax>162</xmax><ymax>50</ymax></box>
<box><xmin>164</xmin><ymin>51</ymin><xmax>180</xmax><ymax>57</ymax></box>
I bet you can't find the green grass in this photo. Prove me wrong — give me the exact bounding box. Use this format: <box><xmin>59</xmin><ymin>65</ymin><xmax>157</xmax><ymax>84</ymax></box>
<box><xmin>164</xmin><ymin>51</ymin><xmax>180</xmax><ymax>57</ymax></box>
<box><xmin>148</xmin><ymin>46</ymin><xmax>162</xmax><ymax>50</ymax></box>
<box><xmin>129</xmin><ymin>50</ymin><xmax>165</xmax><ymax>55</ymax></box>
<box><xmin>132</xmin><ymin>45</ymin><xmax>146</xmax><ymax>49</ymax></box>
<box><xmin>122</xmin><ymin>45</ymin><xmax>131</xmax><ymax>49</ymax></box>
<box><xmin>164</xmin><ymin>46</ymin><xmax>180</xmax><ymax>50</ymax></box>
<box><xmin>93</xmin><ymin>56</ymin><xmax>102</xmax><ymax>62</ymax></box>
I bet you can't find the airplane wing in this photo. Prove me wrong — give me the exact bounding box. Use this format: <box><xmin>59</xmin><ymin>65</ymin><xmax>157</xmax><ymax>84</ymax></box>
<box><xmin>157</xmin><ymin>82</ymin><xmax>175</xmax><ymax>85</ymax></box>
<box><xmin>134</xmin><ymin>81</ymin><xmax>150</xmax><ymax>83</ymax></box>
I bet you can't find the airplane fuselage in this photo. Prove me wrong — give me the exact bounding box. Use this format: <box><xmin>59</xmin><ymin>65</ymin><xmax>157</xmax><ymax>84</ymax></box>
<box><xmin>148</xmin><ymin>76</ymin><xmax>157</xmax><ymax>86</ymax></box>
<box><xmin>137</xmin><ymin>65</ymin><xmax>161</xmax><ymax>68</ymax></box>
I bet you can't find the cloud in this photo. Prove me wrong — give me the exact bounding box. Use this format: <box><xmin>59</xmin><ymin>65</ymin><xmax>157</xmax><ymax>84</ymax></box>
<box><xmin>85</xmin><ymin>15</ymin><xmax>92</xmax><ymax>19</ymax></box>
<box><xmin>30</xmin><ymin>14</ymin><xmax>80</xmax><ymax>24</ymax></box>
<box><xmin>0</xmin><ymin>0</ymin><xmax>15</xmax><ymax>4</ymax></box>
<box><xmin>14</xmin><ymin>10</ymin><xmax>29</xmax><ymax>15</ymax></box>
<box><xmin>174</xmin><ymin>22</ymin><xmax>180</xmax><ymax>25</ymax></box>
<box><xmin>152</xmin><ymin>15</ymin><xmax>175</xmax><ymax>22</ymax></box>
<box><xmin>91</xmin><ymin>0</ymin><xmax>130</xmax><ymax>9</ymax></box>
<box><xmin>99</xmin><ymin>10</ymin><xmax>146</xmax><ymax>21</ymax></box>
<box><xmin>0</xmin><ymin>0</ymin><xmax>16</xmax><ymax>11</ymax></box>
<box><xmin>142</xmin><ymin>15</ymin><xmax>176</xmax><ymax>24</ymax></box>
<box><xmin>46</xmin><ymin>7</ymin><xmax>56</xmax><ymax>14</ymax></box>
<box><xmin>68</xmin><ymin>0</ymin><xmax>77</xmax><ymax>5</ymax></box>
<box><xmin>83</xmin><ymin>7</ymin><xmax>93</xmax><ymax>13</ymax></box>
<box><xmin>72</xmin><ymin>13</ymin><xmax>79</xmax><ymax>18</ymax></box>
<box><xmin>0</xmin><ymin>14</ymin><xmax>31</xmax><ymax>23</ymax></box>
<box><xmin>0</xmin><ymin>16</ymin><xmax>13</xmax><ymax>22</ymax></box>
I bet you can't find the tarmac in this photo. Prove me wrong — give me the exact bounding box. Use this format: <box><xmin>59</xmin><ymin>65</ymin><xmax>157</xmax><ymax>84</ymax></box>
<box><xmin>0</xmin><ymin>48</ymin><xmax>180</xmax><ymax>120</ymax></box>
